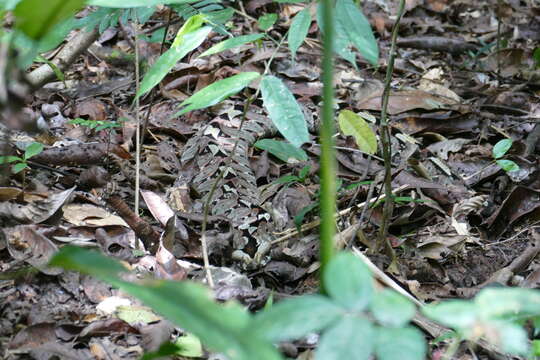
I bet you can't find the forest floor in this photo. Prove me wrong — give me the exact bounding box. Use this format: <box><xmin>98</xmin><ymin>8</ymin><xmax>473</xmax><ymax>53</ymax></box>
<box><xmin>2</xmin><ymin>0</ymin><xmax>540</xmax><ymax>359</ymax></box>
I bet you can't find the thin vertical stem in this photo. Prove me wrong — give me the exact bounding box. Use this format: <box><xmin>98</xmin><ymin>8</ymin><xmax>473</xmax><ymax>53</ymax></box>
<box><xmin>377</xmin><ymin>0</ymin><xmax>406</xmax><ymax>262</ymax></box>
<box><xmin>319</xmin><ymin>0</ymin><xmax>336</xmax><ymax>285</ymax></box>
<box><xmin>133</xmin><ymin>12</ymin><xmax>141</xmax><ymax>224</ymax></box>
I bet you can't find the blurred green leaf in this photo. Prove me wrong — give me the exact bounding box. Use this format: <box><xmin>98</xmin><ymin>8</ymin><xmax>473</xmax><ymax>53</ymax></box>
<box><xmin>260</xmin><ymin>75</ymin><xmax>309</xmax><ymax>147</ymax></box>
<box><xmin>14</xmin><ymin>0</ymin><xmax>85</xmax><ymax>40</ymax></box>
<box><xmin>258</xmin><ymin>13</ymin><xmax>278</xmax><ymax>30</ymax></box>
<box><xmin>288</xmin><ymin>8</ymin><xmax>311</xmax><ymax>61</ymax></box>
<box><xmin>137</xmin><ymin>26</ymin><xmax>211</xmax><ymax>99</ymax></box>
<box><xmin>370</xmin><ymin>289</ymin><xmax>416</xmax><ymax>327</ymax></box>
<box><xmin>250</xmin><ymin>295</ymin><xmax>343</xmax><ymax>342</ymax></box>
<box><xmin>24</xmin><ymin>142</ymin><xmax>44</xmax><ymax>160</ymax></box>
<box><xmin>200</xmin><ymin>34</ymin><xmax>265</xmax><ymax>57</ymax></box>
<box><xmin>422</xmin><ymin>300</ymin><xmax>477</xmax><ymax>329</ymax></box>
<box><xmin>374</xmin><ymin>326</ymin><xmax>426</xmax><ymax>360</ymax></box>
<box><xmin>316</xmin><ymin>316</ymin><xmax>373</xmax><ymax>360</ymax></box>
<box><xmin>0</xmin><ymin>156</ymin><xmax>22</xmax><ymax>164</ymax></box>
<box><xmin>50</xmin><ymin>246</ymin><xmax>282</xmax><ymax>360</ymax></box>
<box><xmin>492</xmin><ymin>139</ymin><xmax>512</xmax><ymax>159</ymax></box>
<box><xmin>324</xmin><ymin>252</ymin><xmax>373</xmax><ymax>311</ymax></box>
<box><xmin>338</xmin><ymin>110</ymin><xmax>377</xmax><ymax>154</ymax></box>
<box><xmin>254</xmin><ymin>139</ymin><xmax>308</xmax><ymax>163</ymax></box>
<box><xmin>88</xmin><ymin>0</ymin><xmax>200</xmax><ymax>7</ymax></box>
<box><xmin>12</xmin><ymin>162</ymin><xmax>28</xmax><ymax>174</ymax></box>
<box><xmin>496</xmin><ymin>159</ymin><xmax>519</xmax><ymax>173</ymax></box>
<box><xmin>176</xmin><ymin>72</ymin><xmax>260</xmax><ymax>116</ymax></box>
<box><xmin>335</xmin><ymin>0</ymin><xmax>378</xmax><ymax>65</ymax></box>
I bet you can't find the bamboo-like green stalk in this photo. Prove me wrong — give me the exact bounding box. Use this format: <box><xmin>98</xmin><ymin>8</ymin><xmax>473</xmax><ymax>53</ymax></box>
<box><xmin>319</xmin><ymin>0</ymin><xmax>336</xmax><ymax>288</ymax></box>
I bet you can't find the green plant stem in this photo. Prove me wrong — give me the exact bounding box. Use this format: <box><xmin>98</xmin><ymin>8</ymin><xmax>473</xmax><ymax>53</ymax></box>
<box><xmin>377</xmin><ymin>0</ymin><xmax>406</xmax><ymax>266</ymax></box>
<box><xmin>319</xmin><ymin>0</ymin><xmax>336</xmax><ymax>288</ymax></box>
<box><xmin>133</xmin><ymin>11</ymin><xmax>141</xmax><ymax>242</ymax></box>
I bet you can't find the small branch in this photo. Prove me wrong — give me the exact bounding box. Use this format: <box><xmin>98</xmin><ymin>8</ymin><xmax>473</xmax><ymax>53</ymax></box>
<box><xmin>27</xmin><ymin>27</ymin><xmax>99</xmax><ymax>88</ymax></box>
<box><xmin>377</xmin><ymin>0</ymin><xmax>406</xmax><ymax>264</ymax></box>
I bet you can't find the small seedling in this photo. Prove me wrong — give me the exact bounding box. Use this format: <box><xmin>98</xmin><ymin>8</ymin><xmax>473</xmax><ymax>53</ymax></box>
<box><xmin>0</xmin><ymin>142</ymin><xmax>43</xmax><ymax>173</ymax></box>
<box><xmin>273</xmin><ymin>165</ymin><xmax>311</xmax><ymax>185</ymax></box>
<box><xmin>69</xmin><ymin>118</ymin><xmax>122</xmax><ymax>131</ymax></box>
<box><xmin>492</xmin><ymin>138</ymin><xmax>519</xmax><ymax>173</ymax></box>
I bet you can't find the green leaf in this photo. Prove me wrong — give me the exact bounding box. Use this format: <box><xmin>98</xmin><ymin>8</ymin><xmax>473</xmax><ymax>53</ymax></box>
<box><xmin>176</xmin><ymin>72</ymin><xmax>260</xmax><ymax>116</ymax></box>
<box><xmin>0</xmin><ymin>156</ymin><xmax>22</xmax><ymax>164</ymax></box>
<box><xmin>370</xmin><ymin>289</ymin><xmax>416</xmax><ymax>327</ymax></box>
<box><xmin>335</xmin><ymin>0</ymin><xmax>378</xmax><ymax>66</ymax></box>
<box><xmin>534</xmin><ymin>48</ymin><xmax>540</xmax><ymax>68</ymax></box>
<box><xmin>288</xmin><ymin>8</ymin><xmax>311</xmax><ymax>60</ymax></box>
<box><xmin>422</xmin><ymin>300</ymin><xmax>477</xmax><ymax>329</ymax></box>
<box><xmin>50</xmin><ymin>246</ymin><xmax>282</xmax><ymax>360</ymax></box>
<box><xmin>50</xmin><ymin>246</ymin><xmax>128</xmax><ymax>279</ymax></box>
<box><xmin>88</xmin><ymin>0</ymin><xmax>201</xmax><ymax>7</ymax></box>
<box><xmin>250</xmin><ymin>294</ymin><xmax>343</xmax><ymax>342</ymax></box>
<box><xmin>324</xmin><ymin>252</ymin><xmax>373</xmax><ymax>311</ymax></box>
<box><xmin>14</xmin><ymin>0</ymin><xmax>85</xmax><ymax>40</ymax></box>
<box><xmin>374</xmin><ymin>326</ymin><xmax>426</xmax><ymax>360</ymax></box>
<box><xmin>12</xmin><ymin>162</ymin><xmax>28</xmax><ymax>173</ymax></box>
<box><xmin>258</xmin><ymin>13</ymin><xmax>278</xmax><ymax>31</ymax></box>
<box><xmin>254</xmin><ymin>139</ymin><xmax>308</xmax><ymax>163</ymax></box>
<box><xmin>293</xmin><ymin>202</ymin><xmax>318</xmax><ymax>232</ymax></box>
<box><xmin>260</xmin><ymin>75</ymin><xmax>310</xmax><ymax>147</ymax></box>
<box><xmin>493</xmin><ymin>139</ymin><xmax>513</xmax><ymax>159</ymax></box>
<box><xmin>338</xmin><ymin>110</ymin><xmax>377</xmax><ymax>154</ymax></box>
<box><xmin>199</xmin><ymin>34</ymin><xmax>265</xmax><ymax>57</ymax></box>
<box><xmin>273</xmin><ymin>175</ymin><xmax>300</xmax><ymax>185</ymax></box>
<box><xmin>475</xmin><ymin>288</ymin><xmax>540</xmax><ymax>321</ymax></box>
<box><xmin>137</xmin><ymin>26</ymin><xmax>211</xmax><ymax>99</ymax></box>
<box><xmin>174</xmin><ymin>333</ymin><xmax>203</xmax><ymax>357</ymax></box>
<box><xmin>316</xmin><ymin>3</ymin><xmax>357</xmax><ymax>69</ymax></box>
<box><xmin>496</xmin><ymin>159</ymin><xmax>519</xmax><ymax>173</ymax></box>
<box><xmin>486</xmin><ymin>321</ymin><xmax>529</xmax><ymax>355</ymax></box>
<box><xmin>23</xmin><ymin>142</ymin><xmax>44</xmax><ymax>160</ymax></box>
<box><xmin>315</xmin><ymin>316</ymin><xmax>373</xmax><ymax>360</ymax></box>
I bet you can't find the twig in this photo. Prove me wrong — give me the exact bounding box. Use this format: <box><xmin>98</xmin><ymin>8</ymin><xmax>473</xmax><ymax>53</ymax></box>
<box><xmin>133</xmin><ymin>12</ymin><xmax>142</xmax><ymax>236</ymax></box>
<box><xmin>377</xmin><ymin>0</ymin><xmax>406</xmax><ymax>264</ymax></box>
<box><xmin>271</xmin><ymin>184</ymin><xmax>409</xmax><ymax>245</ymax></box>
<box><xmin>27</xmin><ymin>27</ymin><xmax>99</xmax><ymax>88</ymax></box>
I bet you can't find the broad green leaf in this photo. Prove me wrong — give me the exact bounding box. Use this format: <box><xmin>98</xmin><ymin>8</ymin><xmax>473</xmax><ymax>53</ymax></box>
<box><xmin>486</xmin><ymin>321</ymin><xmax>529</xmax><ymax>355</ymax></box>
<box><xmin>12</xmin><ymin>162</ymin><xmax>28</xmax><ymax>173</ymax></box>
<box><xmin>254</xmin><ymin>139</ymin><xmax>308</xmax><ymax>163</ymax></box>
<box><xmin>258</xmin><ymin>13</ymin><xmax>278</xmax><ymax>31</ymax></box>
<box><xmin>172</xmin><ymin>14</ymin><xmax>205</xmax><ymax>47</ymax></box>
<box><xmin>316</xmin><ymin>3</ymin><xmax>357</xmax><ymax>69</ymax></box>
<box><xmin>493</xmin><ymin>139</ymin><xmax>513</xmax><ymax>159</ymax></box>
<box><xmin>24</xmin><ymin>142</ymin><xmax>44</xmax><ymax>160</ymax></box>
<box><xmin>496</xmin><ymin>159</ymin><xmax>519</xmax><ymax>172</ymax></box>
<box><xmin>293</xmin><ymin>202</ymin><xmax>318</xmax><ymax>231</ymax></box>
<box><xmin>532</xmin><ymin>339</ymin><xmax>540</xmax><ymax>356</ymax></box>
<box><xmin>14</xmin><ymin>0</ymin><xmax>85</xmax><ymax>40</ymax></box>
<box><xmin>374</xmin><ymin>326</ymin><xmax>426</xmax><ymax>360</ymax></box>
<box><xmin>338</xmin><ymin>110</ymin><xmax>377</xmax><ymax>154</ymax></box>
<box><xmin>370</xmin><ymin>289</ymin><xmax>416</xmax><ymax>327</ymax></box>
<box><xmin>0</xmin><ymin>156</ymin><xmax>22</xmax><ymax>164</ymax></box>
<box><xmin>422</xmin><ymin>300</ymin><xmax>477</xmax><ymax>329</ymax></box>
<box><xmin>336</xmin><ymin>0</ymin><xmax>378</xmax><ymax>65</ymax></box>
<box><xmin>250</xmin><ymin>294</ymin><xmax>343</xmax><ymax>342</ymax></box>
<box><xmin>315</xmin><ymin>316</ymin><xmax>373</xmax><ymax>360</ymax></box>
<box><xmin>50</xmin><ymin>246</ymin><xmax>282</xmax><ymax>360</ymax></box>
<box><xmin>174</xmin><ymin>333</ymin><xmax>203</xmax><ymax>357</ymax></box>
<box><xmin>176</xmin><ymin>72</ymin><xmax>260</xmax><ymax>116</ymax></box>
<box><xmin>323</xmin><ymin>252</ymin><xmax>373</xmax><ymax>311</ymax></box>
<box><xmin>288</xmin><ymin>8</ymin><xmax>311</xmax><ymax>60</ymax></box>
<box><xmin>475</xmin><ymin>288</ymin><xmax>540</xmax><ymax>321</ymax></box>
<box><xmin>260</xmin><ymin>75</ymin><xmax>309</xmax><ymax>147</ymax></box>
<box><xmin>88</xmin><ymin>0</ymin><xmax>200</xmax><ymax>7</ymax></box>
<box><xmin>137</xmin><ymin>26</ymin><xmax>211</xmax><ymax>99</ymax></box>
<box><xmin>200</xmin><ymin>34</ymin><xmax>265</xmax><ymax>57</ymax></box>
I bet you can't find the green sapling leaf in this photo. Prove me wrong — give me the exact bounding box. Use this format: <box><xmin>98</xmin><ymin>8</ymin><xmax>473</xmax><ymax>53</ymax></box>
<box><xmin>24</xmin><ymin>142</ymin><xmax>44</xmax><ymax>160</ymax></box>
<box><xmin>496</xmin><ymin>159</ymin><xmax>519</xmax><ymax>173</ymax></box>
<box><xmin>492</xmin><ymin>139</ymin><xmax>513</xmax><ymax>159</ymax></box>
